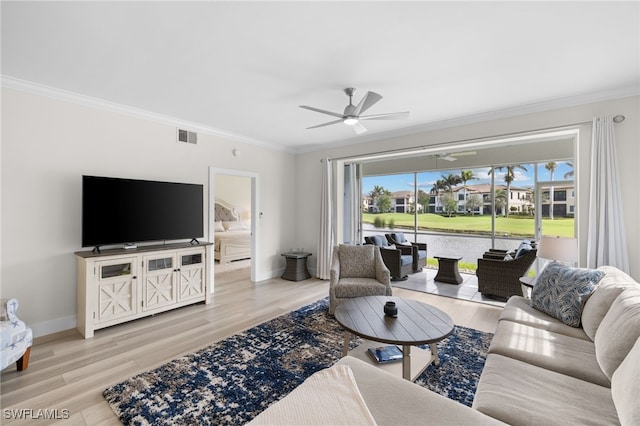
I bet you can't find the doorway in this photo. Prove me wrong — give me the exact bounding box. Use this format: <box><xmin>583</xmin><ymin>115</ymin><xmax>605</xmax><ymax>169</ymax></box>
<box><xmin>208</xmin><ymin>167</ymin><xmax>259</xmax><ymax>293</ymax></box>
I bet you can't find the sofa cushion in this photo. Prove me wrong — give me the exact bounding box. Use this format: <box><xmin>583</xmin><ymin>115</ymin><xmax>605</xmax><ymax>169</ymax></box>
<box><xmin>338</xmin><ymin>356</ymin><xmax>506</xmax><ymax>425</ymax></box>
<box><xmin>594</xmin><ymin>288</ymin><xmax>640</xmax><ymax>380</ymax></box>
<box><xmin>582</xmin><ymin>266</ymin><xmax>639</xmax><ymax>341</ymax></box>
<box><xmin>248</xmin><ymin>364</ymin><xmax>376</xmax><ymax>426</ymax></box>
<box><xmin>499</xmin><ymin>296</ymin><xmax>590</xmax><ymax>341</ymax></box>
<box><xmin>530</xmin><ymin>262</ymin><xmax>604</xmax><ymax>327</ymax></box>
<box><xmin>334</xmin><ymin>278</ymin><xmax>388</xmax><ymax>298</ymax></box>
<box><xmin>611</xmin><ymin>337</ymin><xmax>640</xmax><ymax>426</ymax></box>
<box><xmin>339</xmin><ymin>245</ymin><xmax>376</xmax><ymax>278</ymax></box>
<box><xmin>488</xmin><ymin>320</ymin><xmax>610</xmax><ymax>387</ymax></box>
<box><xmin>473</xmin><ymin>354</ymin><xmax>619</xmax><ymax>426</ymax></box>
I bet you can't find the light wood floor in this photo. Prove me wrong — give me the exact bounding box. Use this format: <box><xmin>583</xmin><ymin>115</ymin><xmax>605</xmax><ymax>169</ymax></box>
<box><xmin>0</xmin><ymin>267</ymin><xmax>501</xmax><ymax>425</ymax></box>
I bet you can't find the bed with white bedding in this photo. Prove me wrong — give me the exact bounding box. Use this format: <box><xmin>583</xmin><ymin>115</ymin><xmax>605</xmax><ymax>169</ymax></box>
<box><xmin>213</xmin><ymin>199</ymin><xmax>251</xmax><ymax>263</ymax></box>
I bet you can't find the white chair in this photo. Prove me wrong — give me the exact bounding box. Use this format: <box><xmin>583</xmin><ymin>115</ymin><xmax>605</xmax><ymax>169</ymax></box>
<box><xmin>1</xmin><ymin>298</ymin><xmax>33</xmax><ymax>371</ymax></box>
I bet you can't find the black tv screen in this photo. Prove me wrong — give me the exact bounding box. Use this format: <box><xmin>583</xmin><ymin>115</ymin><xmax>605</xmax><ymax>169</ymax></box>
<box><xmin>82</xmin><ymin>175</ymin><xmax>204</xmax><ymax>248</ymax></box>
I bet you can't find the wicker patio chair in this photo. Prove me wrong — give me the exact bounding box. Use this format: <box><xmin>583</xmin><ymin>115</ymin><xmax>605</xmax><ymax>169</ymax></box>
<box><xmin>329</xmin><ymin>244</ymin><xmax>392</xmax><ymax>315</ymax></box>
<box><xmin>476</xmin><ymin>248</ymin><xmax>537</xmax><ymax>300</ymax></box>
<box><xmin>364</xmin><ymin>235</ymin><xmax>414</xmax><ymax>281</ymax></box>
<box><xmin>385</xmin><ymin>232</ymin><xmax>428</xmax><ymax>272</ymax></box>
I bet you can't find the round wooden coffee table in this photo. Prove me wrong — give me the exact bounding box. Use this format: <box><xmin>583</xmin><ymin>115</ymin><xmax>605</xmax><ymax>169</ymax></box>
<box><xmin>334</xmin><ymin>296</ymin><xmax>454</xmax><ymax>381</ymax></box>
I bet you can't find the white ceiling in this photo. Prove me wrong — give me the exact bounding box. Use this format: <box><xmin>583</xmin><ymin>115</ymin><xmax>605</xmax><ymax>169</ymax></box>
<box><xmin>2</xmin><ymin>1</ymin><xmax>639</xmax><ymax>153</ymax></box>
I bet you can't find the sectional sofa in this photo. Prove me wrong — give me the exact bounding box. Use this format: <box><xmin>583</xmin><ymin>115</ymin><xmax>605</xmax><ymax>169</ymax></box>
<box><xmin>250</xmin><ymin>265</ymin><xmax>640</xmax><ymax>425</ymax></box>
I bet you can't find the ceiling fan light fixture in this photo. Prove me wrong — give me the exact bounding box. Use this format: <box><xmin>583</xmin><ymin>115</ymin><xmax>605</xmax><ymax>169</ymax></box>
<box><xmin>300</xmin><ymin>88</ymin><xmax>406</xmax><ymax>134</ymax></box>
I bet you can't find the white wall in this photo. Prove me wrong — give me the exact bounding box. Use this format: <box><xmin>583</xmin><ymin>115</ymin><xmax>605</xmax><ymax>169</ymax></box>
<box><xmin>3</xmin><ymin>86</ymin><xmax>638</xmax><ymax>338</ymax></box>
<box><xmin>294</xmin><ymin>96</ymin><xmax>640</xmax><ymax>281</ymax></box>
<box><xmin>214</xmin><ymin>174</ymin><xmax>252</xmax><ymax>222</ymax></box>
<box><xmin>1</xmin><ymin>87</ymin><xmax>297</xmax><ymax>336</ymax></box>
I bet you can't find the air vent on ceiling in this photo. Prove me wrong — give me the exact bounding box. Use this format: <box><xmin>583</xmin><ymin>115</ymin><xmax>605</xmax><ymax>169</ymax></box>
<box><xmin>177</xmin><ymin>129</ymin><xmax>197</xmax><ymax>144</ymax></box>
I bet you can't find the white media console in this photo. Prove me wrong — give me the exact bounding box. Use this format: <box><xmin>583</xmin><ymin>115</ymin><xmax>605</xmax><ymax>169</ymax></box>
<box><xmin>76</xmin><ymin>242</ymin><xmax>212</xmax><ymax>338</ymax></box>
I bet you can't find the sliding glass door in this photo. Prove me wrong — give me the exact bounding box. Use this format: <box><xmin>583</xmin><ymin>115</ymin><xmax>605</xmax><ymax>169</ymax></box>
<box><xmin>360</xmin><ymin>159</ymin><xmax>574</xmax><ymax>269</ymax></box>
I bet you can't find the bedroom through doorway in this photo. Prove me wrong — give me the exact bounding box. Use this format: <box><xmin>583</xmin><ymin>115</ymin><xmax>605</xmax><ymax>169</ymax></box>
<box><xmin>209</xmin><ymin>168</ymin><xmax>258</xmax><ymax>291</ymax></box>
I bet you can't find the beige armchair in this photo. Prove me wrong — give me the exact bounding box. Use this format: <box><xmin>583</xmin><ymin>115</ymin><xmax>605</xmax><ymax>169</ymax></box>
<box><xmin>329</xmin><ymin>244</ymin><xmax>392</xmax><ymax>315</ymax></box>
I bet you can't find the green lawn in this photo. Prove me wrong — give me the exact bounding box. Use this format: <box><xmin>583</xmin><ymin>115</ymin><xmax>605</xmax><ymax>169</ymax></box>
<box><xmin>363</xmin><ymin>213</ymin><xmax>574</xmax><ymax>238</ymax></box>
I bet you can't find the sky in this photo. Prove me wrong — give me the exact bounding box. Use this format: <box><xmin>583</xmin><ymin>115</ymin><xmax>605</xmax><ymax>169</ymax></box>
<box><xmin>362</xmin><ymin>162</ymin><xmax>573</xmax><ymax>195</ymax></box>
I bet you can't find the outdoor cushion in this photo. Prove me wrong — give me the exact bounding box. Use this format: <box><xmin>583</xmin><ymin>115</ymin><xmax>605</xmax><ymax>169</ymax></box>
<box><xmin>514</xmin><ymin>241</ymin><xmax>532</xmax><ymax>259</ymax></box>
<box><xmin>368</xmin><ymin>235</ymin><xmax>389</xmax><ymax>247</ymax></box>
<box><xmin>397</xmin><ymin>254</ymin><xmax>412</xmax><ymax>266</ymax></box>
<box><xmin>338</xmin><ymin>245</ymin><xmax>376</xmax><ymax>278</ymax></box>
<box><xmin>388</xmin><ymin>232</ymin><xmax>410</xmax><ymax>245</ymax></box>
<box><xmin>582</xmin><ymin>266</ymin><xmax>639</xmax><ymax>341</ymax></box>
<box><xmin>611</xmin><ymin>336</ymin><xmax>640</xmax><ymax>426</ymax></box>
<box><xmin>530</xmin><ymin>262</ymin><xmax>604</xmax><ymax>327</ymax></box>
<box><xmin>594</xmin><ymin>288</ymin><xmax>640</xmax><ymax>380</ymax></box>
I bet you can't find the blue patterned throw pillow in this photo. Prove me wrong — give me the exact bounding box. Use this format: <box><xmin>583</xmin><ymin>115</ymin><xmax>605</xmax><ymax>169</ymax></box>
<box><xmin>531</xmin><ymin>262</ymin><xmax>605</xmax><ymax>327</ymax></box>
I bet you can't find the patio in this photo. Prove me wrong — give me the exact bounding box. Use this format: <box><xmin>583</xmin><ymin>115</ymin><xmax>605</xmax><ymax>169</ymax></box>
<box><xmin>391</xmin><ymin>267</ymin><xmax>506</xmax><ymax>307</ymax></box>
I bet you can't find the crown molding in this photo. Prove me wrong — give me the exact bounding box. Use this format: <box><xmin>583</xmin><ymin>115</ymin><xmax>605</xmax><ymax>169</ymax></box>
<box><xmin>3</xmin><ymin>75</ymin><xmax>636</xmax><ymax>156</ymax></box>
<box><xmin>293</xmin><ymin>84</ymin><xmax>640</xmax><ymax>154</ymax></box>
<box><xmin>1</xmin><ymin>75</ymin><xmax>292</xmax><ymax>153</ymax></box>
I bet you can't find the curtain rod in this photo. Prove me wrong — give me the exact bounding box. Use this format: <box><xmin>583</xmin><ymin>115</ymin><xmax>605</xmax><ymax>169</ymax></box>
<box><xmin>326</xmin><ymin>114</ymin><xmax>625</xmax><ymax>162</ymax></box>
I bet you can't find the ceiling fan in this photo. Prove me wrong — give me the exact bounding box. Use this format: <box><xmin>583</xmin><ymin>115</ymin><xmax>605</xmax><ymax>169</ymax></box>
<box><xmin>299</xmin><ymin>88</ymin><xmax>409</xmax><ymax>135</ymax></box>
<box><xmin>432</xmin><ymin>151</ymin><xmax>477</xmax><ymax>161</ymax></box>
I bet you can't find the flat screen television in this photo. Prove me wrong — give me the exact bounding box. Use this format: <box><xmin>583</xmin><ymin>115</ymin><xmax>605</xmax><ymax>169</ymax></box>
<box><xmin>82</xmin><ymin>175</ymin><xmax>204</xmax><ymax>248</ymax></box>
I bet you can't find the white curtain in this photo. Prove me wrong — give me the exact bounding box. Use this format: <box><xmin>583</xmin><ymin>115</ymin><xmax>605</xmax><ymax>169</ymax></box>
<box><xmin>586</xmin><ymin>115</ymin><xmax>630</xmax><ymax>272</ymax></box>
<box><xmin>317</xmin><ymin>158</ymin><xmax>334</xmax><ymax>280</ymax></box>
<box><xmin>344</xmin><ymin>163</ymin><xmax>362</xmax><ymax>245</ymax></box>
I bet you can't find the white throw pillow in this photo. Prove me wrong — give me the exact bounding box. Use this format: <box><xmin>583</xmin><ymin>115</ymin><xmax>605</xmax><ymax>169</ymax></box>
<box><xmin>214</xmin><ymin>221</ymin><xmax>225</xmax><ymax>232</ymax></box>
<box><xmin>223</xmin><ymin>221</ymin><xmax>244</xmax><ymax>231</ymax></box>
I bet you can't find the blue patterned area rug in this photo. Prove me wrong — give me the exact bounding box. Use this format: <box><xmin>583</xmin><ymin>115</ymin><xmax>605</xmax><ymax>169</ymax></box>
<box><xmin>103</xmin><ymin>298</ymin><xmax>492</xmax><ymax>425</ymax></box>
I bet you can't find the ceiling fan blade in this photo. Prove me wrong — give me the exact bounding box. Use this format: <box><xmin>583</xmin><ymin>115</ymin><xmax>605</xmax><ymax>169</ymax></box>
<box><xmin>307</xmin><ymin>119</ymin><xmax>344</xmax><ymax>129</ymax></box>
<box><xmin>299</xmin><ymin>105</ymin><xmax>344</xmax><ymax>119</ymax></box>
<box><xmin>353</xmin><ymin>91</ymin><xmax>382</xmax><ymax>116</ymax></box>
<box><xmin>359</xmin><ymin>111</ymin><xmax>410</xmax><ymax>120</ymax></box>
<box><xmin>452</xmin><ymin>151</ymin><xmax>477</xmax><ymax>157</ymax></box>
<box><xmin>441</xmin><ymin>155</ymin><xmax>457</xmax><ymax>161</ymax></box>
<box><xmin>352</xmin><ymin>121</ymin><xmax>368</xmax><ymax>134</ymax></box>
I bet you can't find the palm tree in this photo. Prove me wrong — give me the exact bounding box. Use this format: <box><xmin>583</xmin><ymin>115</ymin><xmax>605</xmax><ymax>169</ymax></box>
<box><xmin>430</xmin><ymin>180</ymin><xmax>446</xmax><ymax>213</ymax></box>
<box><xmin>494</xmin><ymin>189</ymin><xmax>507</xmax><ymax>216</ymax></box>
<box><xmin>440</xmin><ymin>173</ymin><xmax>462</xmax><ymax>192</ymax></box>
<box><xmin>545</xmin><ymin>162</ymin><xmax>557</xmax><ymax>220</ymax></box>
<box><xmin>488</xmin><ymin>165</ymin><xmax>528</xmax><ymax>217</ymax></box>
<box><xmin>563</xmin><ymin>161</ymin><xmax>574</xmax><ymax>179</ymax></box>
<box><xmin>430</xmin><ymin>179</ymin><xmax>446</xmax><ymax>195</ymax></box>
<box><xmin>460</xmin><ymin>170</ymin><xmax>478</xmax><ymax>208</ymax></box>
